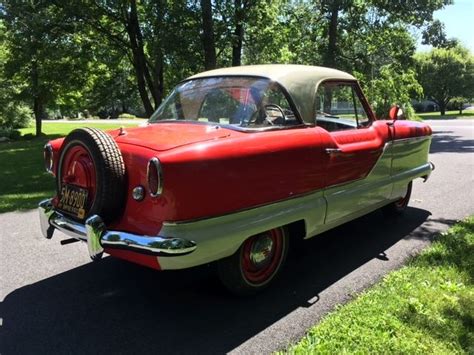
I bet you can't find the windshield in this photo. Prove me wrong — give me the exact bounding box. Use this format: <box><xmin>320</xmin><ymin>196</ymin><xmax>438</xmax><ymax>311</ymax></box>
<box><xmin>149</xmin><ymin>77</ymin><xmax>300</xmax><ymax>128</ymax></box>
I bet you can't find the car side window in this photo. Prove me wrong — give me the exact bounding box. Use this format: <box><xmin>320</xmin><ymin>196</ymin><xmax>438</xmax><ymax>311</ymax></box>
<box><xmin>314</xmin><ymin>82</ymin><xmax>370</xmax><ymax>131</ymax></box>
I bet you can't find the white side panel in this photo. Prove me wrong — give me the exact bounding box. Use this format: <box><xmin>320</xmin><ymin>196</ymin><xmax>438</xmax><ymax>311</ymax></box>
<box><xmin>158</xmin><ymin>191</ymin><xmax>326</xmax><ymax>270</ymax></box>
<box><xmin>391</xmin><ymin>136</ymin><xmax>432</xmax><ymax>199</ymax></box>
<box><xmin>324</xmin><ymin>143</ymin><xmax>393</xmax><ymax>224</ymax></box>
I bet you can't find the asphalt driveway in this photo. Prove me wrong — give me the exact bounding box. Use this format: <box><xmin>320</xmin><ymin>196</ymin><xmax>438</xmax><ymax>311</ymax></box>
<box><xmin>0</xmin><ymin>119</ymin><xmax>472</xmax><ymax>354</ymax></box>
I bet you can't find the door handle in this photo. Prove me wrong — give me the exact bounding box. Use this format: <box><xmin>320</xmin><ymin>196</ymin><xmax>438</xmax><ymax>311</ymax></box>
<box><xmin>325</xmin><ymin>148</ymin><xmax>342</xmax><ymax>155</ymax></box>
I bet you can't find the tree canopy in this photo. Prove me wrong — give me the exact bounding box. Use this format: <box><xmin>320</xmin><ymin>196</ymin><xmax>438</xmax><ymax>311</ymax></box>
<box><xmin>0</xmin><ymin>0</ymin><xmax>466</xmax><ymax>135</ymax></box>
<box><xmin>415</xmin><ymin>46</ymin><xmax>474</xmax><ymax>115</ymax></box>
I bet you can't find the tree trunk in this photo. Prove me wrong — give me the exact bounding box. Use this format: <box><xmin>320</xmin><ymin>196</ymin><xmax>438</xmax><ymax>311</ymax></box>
<box><xmin>31</xmin><ymin>59</ymin><xmax>43</xmax><ymax>137</ymax></box>
<box><xmin>126</xmin><ymin>0</ymin><xmax>158</xmax><ymax>116</ymax></box>
<box><xmin>201</xmin><ymin>0</ymin><xmax>216</xmax><ymax>70</ymax></box>
<box><xmin>232</xmin><ymin>0</ymin><xmax>244</xmax><ymax>66</ymax></box>
<box><xmin>33</xmin><ymin>97</ymin><xmax>44</xmax><ymax>137</ymax></box>
<box><xmin>439</xmin><ymin>103</ymin><xmax>446</xmax><ymax>115</ymax></box>
<box><xmin>459</xmin><ymin>102</ymin><xmax>463</xmax><ymax>115</ymax></box>
<box><xmin>323</xmin><ymin>1</ymin><xmax>340</xmax><ymax>68</ymax></box>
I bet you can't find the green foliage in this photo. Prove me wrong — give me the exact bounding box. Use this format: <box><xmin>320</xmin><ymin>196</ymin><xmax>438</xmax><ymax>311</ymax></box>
<box><xmin>415</xmin><ymin>45</ymin><xmax>474</xmax><ymax>115</ymax></box>
<box><xmin>0</xmin><ymin>127</ymin><xmax>20</xmax><ymax>140</ymax></box>
<box><xmin>356</xmin><ymin>65</ymin><xmax>423</xmax><ymax>119</ymax></box>
<box><xmin>117</xmin><ymin>113</ymin><xmax>139</xmax><ymax>119</ymax></box>
<box><xmin>0</xmin><ymin>0</ymin><xmax>465</xmax><ymax>132</ymax></box>
<box><xmin>422</xmin><ymin>19</ymin><xmax>459</xmax><ymax>48</ymax></box>
<box><xmin>283</xmin><ymin>216</ymin><xmax>474</xmax><ymax>354</ymax></box>
<box><xmin>0</xmin><ymin>103</ymin><xmax>33</xmax><ymax>129</ymax></box>
<box><xmin>0</xmin><ymin>121</ymin><xmax>142</xmax><ymax>213</ymax></box>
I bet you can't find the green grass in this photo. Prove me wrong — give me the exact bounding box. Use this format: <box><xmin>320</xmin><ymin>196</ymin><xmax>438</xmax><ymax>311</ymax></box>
<box><xmin>0</xmin><ymin>122</ymin><xmax>141</xmax><ymax>213</ymax></box>
<box><xmin>418</xmin><ymin>109</ymin><xmax>474</xmax><ymax>120</ymax></box>
<box><xmin>283</xmin><ymin>217</ymin><xmax>474</xmax><ymax>354</ymax></box>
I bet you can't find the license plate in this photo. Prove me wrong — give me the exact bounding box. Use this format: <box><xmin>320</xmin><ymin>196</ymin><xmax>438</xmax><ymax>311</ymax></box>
<box><xmin>58</xmin><ymin>184</ymin><xmax>89</xmax><ymax>219</ymax></box>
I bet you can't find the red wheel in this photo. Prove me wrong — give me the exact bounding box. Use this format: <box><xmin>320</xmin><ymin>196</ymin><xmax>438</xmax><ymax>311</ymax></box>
<box><xmin>383</xmin><ymin>181</ymin><xmax>412</xmax><ymax>216</ymax></box>
<box><xmin>217</xmin><ymin>227</ymin><xmax>289</xmax><ymax>295</ymax></box>
<box><xmin>59</xmin><ymin>145</ymin><xmax>97</xmax><ymax>215</ymax></box>
<box><xmin>56</xmin><ymin>128</ymin><xmax>125</xmax><ymax>223</ymax></box>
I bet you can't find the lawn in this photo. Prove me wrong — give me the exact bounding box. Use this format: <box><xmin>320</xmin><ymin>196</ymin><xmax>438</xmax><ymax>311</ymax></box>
<box><xmin>0</xmin><ymin>121</ymin><xmax>142</xmax><ymax>213</ymax></box>
<box><xmin>283</xmin><ymin>217</ymin><xmax>474</xmax><ymax>354</ymax></box>
<box><xmin>418</xmin><ymin>109</ymin><xmax>474</xmax><ymax>120</ymax></box>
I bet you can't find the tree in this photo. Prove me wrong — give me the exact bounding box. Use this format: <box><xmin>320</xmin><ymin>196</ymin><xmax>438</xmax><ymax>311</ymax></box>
<box><xmin>201</xmin><ymin>0</ymin><xmax>217</xmax><ymax>70</ymax></box>
<box><xmin>415</xmin><ymin>46</ymin><xmax>474</xmax><ymax>115</ymax></box>
<box><xmin>422</xmin><ymin>19</ymin><xmax>459</xmax><ymax>49</ymax></box>
<box><xmin>356</xmin><ymin>65</ymin><xmax>423</xmax><ymax>119</ymax></box>
<box><xmin>308</xmin><ymin>0</ymin><xmax>453</xmax><ymax>70</ymax></box>
<box><xmin>2</xmin><ymin>1</ymin><xmax>92</xmax><ymax>136</ymax></box>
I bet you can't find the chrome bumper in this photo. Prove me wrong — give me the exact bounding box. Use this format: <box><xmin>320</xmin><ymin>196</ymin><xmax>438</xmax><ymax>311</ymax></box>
<box><xmin>38</xmin><ymin>199</ymin><xmax>197</xmax><ymax>260</ymax></box>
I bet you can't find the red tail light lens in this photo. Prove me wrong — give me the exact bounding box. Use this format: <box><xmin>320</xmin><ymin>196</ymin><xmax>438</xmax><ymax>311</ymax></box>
<box><xmin>44</xmin><ymin>143</ymin><xmax>54</xmax><ymax>174</ymax></box>
<box><xmin>147</xmin><ymin>157</ymin><xmax>163</xmax><ymax>197</ymax></box>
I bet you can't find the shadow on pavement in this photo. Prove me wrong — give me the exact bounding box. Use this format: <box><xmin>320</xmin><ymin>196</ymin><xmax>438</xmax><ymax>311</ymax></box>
<box><xmin>1</xmin><ymin>208</ymin><xmax>447</xmax><ymax>354</ymax></box>
<box><xmin>430</xmin><ymin>131</ymin><xmax>474</xmax><ymax>154</ymax></box>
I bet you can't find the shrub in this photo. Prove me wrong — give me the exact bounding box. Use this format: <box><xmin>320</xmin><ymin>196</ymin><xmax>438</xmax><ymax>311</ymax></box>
<box><xmin>0</xmin><ymin>103</ymin><xmax>33</xmax><ymax>129</ymax></box>
<box><xmin>0</xmin><ymin>127</ymin><xmax>21</xmax><ymax>140</ymax></box>
<box><xmin>118</xmin><ymin>113</ymin><xmax>138</xmax><ymax>119</ymax></box>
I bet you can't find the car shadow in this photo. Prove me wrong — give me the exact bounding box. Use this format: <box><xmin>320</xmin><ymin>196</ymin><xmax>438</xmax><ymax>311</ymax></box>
<box><xmin>430</xmin><ymin>131</ymin><xmax>474</xmax><ymax>154</ymax></box>
<box><xmin>1</xmin><ymin>208</ymin><xmax>444</xmax><ymax>354</ymax></box>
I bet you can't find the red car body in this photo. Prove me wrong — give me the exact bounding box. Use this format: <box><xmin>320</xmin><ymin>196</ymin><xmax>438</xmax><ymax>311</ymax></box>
<box><xmin>39</xmin><ymin>65</ymin><xmax>433</xmax><ymax>294</ymax></box>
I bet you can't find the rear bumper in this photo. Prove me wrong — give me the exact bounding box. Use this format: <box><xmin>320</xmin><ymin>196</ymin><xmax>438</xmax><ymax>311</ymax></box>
<box><xmin>38</xmin><ymin>199</ymin><xmax>197</xmax><ymax>260</ymax></box>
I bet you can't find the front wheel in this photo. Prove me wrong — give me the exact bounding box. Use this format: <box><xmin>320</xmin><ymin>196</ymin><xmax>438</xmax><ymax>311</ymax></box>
<box><xmin>383</xmin><ymin>181</ymin><xmax>412</xmax><ymax>216</ymax></box>
<box><xmin>217</xmin><ymin>227</ymin><xmax>289</xmax><ymax>296</ymax></box>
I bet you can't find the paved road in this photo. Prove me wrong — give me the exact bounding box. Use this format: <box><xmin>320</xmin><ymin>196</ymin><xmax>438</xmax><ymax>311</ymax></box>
<box><xmin>1</xmin><ymin>119</ymin><xmax>473</xmax><ymax>354</ymax></box>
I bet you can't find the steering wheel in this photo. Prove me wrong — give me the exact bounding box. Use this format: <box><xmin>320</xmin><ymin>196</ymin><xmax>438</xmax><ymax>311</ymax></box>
<box><xmin>263</xmin><ymin>104</ymin><xmax>286</xmax><ymax>125</ymax></box>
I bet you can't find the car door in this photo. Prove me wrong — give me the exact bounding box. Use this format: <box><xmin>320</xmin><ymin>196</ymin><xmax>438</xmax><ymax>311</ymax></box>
<box><xmin>315</xmin><ymin>81</ymin><xmax>392</xmax><ymax>225</ymax></box>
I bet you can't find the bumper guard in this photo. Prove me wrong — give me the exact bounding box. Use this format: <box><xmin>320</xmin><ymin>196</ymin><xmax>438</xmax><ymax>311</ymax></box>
<box><xmin>38</xmin><ymin>199</ymin><xmax>197</xmax><ymax>260</ymax></box>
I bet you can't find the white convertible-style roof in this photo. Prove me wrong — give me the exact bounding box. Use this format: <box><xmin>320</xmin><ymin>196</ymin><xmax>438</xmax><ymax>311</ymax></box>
<box><xmin>188</xmin><ymin>64</ymin><xmax>356</xmax><ymax>123</ymax></box>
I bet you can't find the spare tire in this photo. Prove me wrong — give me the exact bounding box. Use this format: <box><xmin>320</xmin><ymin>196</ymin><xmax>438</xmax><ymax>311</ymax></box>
<box><xmin>56</xmin><ymin>127</ymin><xmax>126</xmax><ymax>223</ymax></box>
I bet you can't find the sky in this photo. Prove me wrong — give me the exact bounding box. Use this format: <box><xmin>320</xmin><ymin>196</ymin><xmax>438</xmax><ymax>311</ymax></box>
<box><xmin>416</xmin><ymin>0</ymin><xmax>474</xmax><ymax>52</ymax></box>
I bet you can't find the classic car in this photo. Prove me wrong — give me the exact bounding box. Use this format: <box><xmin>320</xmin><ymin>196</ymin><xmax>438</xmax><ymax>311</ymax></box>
<box><xmin>38</xmin><ymin>65</ymin><xmax>433</xmax><ymax>295</ymax></box>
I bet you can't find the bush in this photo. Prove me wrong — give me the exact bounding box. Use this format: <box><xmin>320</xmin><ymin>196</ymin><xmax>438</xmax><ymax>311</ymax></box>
<box><xmin>118</xmin><ymin>113</ymin><xmax>138</xmax><ymax>119</ymax></box>
<box><xmin>0</xmin><ymin>103</ymin><xmax>33</xmax><ymax>129</ymax></box>
<box><xmin>0</xmin><ymin>127</ymin><xmax>21</xmax><ymax>140</ymax></box>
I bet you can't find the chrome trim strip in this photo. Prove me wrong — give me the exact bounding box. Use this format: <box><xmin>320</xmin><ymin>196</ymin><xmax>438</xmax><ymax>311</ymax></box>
<box><xmin>38</xmin><ymin>199</ymin><xmax>197</xmax><ymax>258</ymax></box>
<box><xmin>44</xmin><ymin>143</ymin><xmax>54</xmax><ymax>174</ymax></box>
<box><xmin>325</xmin><ymin>148</ymin><xmax>342</xmax><ymax>155</ymax></box>
<box><xmin>392</xmin><ymin>135</ymin><xmax>431</xmax><ymax>144</ymax></box>
<box><xmin>38</xmin><ymin>199</ymin><xmax>56</xmax><ymax>239</ymax></box>
<box><xmin>100</xmin><ymin>231</ymin><xmax>197</xmax><ymax>255</ymax></box>
<box><xmin>147</xmin><ymin>157</ymin><xmax>163</xmax><ymax>197</ymax></box>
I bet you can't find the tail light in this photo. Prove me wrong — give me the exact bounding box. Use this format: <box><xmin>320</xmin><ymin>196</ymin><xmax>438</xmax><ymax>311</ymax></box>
<box><xmin>147</xmin><ymin>157</ymin><xmax>163</xmax><ymax>197</ymax></box>
<box><xmin>44</xmin><ymin>143</ymin><xmax>54</xmax><ymax>174</ymax></box>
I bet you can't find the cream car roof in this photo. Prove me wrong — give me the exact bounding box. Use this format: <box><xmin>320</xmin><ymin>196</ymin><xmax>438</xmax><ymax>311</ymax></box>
<box><xmin>187</xmin><ymin>64</ymin><xmax>356</xmax><ymax>123</ymax></box>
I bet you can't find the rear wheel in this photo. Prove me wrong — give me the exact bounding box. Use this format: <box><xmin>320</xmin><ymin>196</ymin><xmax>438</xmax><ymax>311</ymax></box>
<box><xmin>383</xmin><ymin>181</ymin><xmax>412</xmax><ymax>216</ymax></box>
<box><xmin>57</xmin><ymin>128</ymin><xmax>126</xmax><ymax>223</ymax></box>
<box><xmin>217</xmin><ymin>227</ymin><xmax>289</xmax><ymax>295</ymax></box>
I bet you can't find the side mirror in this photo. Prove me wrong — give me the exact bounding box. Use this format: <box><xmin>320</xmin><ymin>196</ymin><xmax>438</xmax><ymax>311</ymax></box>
<box><xmin>388</xmin><ymin>105</ymin><xmax>406</xmax><ymax>121</ymax></box>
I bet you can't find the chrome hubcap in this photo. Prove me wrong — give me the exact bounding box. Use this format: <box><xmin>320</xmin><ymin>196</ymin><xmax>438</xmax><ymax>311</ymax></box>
<box><xmin>249</xmin><ymin>234</ymin><xmax>274</xmax><ymax>267</ymax></box>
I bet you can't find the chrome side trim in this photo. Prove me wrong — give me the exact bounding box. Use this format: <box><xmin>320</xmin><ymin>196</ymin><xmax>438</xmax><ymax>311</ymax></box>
<box><xmin>43</xmin><ymin>143</ymin><xmax>54</xmax><ymax>174</ymax></box>
<box><xmin>101</xmin><ymin>231</ymin><xmax>197</xmax><ymax>255</ymax></box>
<box><xmin>86</xmin><ymin>215</ymin><xmax>105</xmax><ymax>259</ymax></box>
<box><xmin>38</xmin><ymin>199</ymin><xmax>56</xmax><ymax>239</ymax></box>
<box><xmin>392</xmin><ymin>135</ymin><xmax>431</xmax><ymax>144</ymax></box>
<box><xmin>38</xmin><ymin>199</ymin><xmax>196</xmax><ymax>258</ymax></box>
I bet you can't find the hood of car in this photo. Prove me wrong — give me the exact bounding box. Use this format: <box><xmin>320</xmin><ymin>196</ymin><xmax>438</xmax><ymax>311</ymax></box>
<box><xmin>110</xmin><ymin>122</ymin><xmax>233</xmax><ymax>151</ymax></box>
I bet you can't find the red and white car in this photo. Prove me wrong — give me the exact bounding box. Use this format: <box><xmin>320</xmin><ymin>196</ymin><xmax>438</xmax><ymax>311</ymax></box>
<box><xmin>39</xmin><ymin>65</ymin><xmax>433</xmax><ymax>294</ymax></box>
